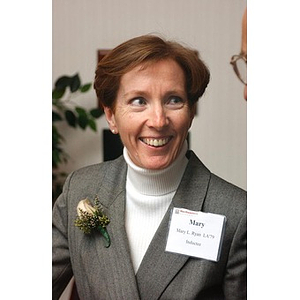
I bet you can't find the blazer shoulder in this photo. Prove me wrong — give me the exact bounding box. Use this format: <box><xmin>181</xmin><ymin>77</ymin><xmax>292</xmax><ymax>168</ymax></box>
<box><xmin>61</xmin><ymin>156</ymin><xmax>127</xmax><ymax>204</ymax></box>
<box><xmin>187</xmin><ymin>151</ymin><xmax>246</xmax><ymax>213</ymax></box>
<box><xmin>68</xmin><ymin>155</ymin><xmax>126</xmax><ymax>184</ymax></box>
<box><xmin>205</xmin><ymin>173</ymin><xmax>246</xmax><ymax>218</ymax></box>
<box><xmin>210</xmin><ymin>173</ymin><xmax>246</xmax><ymax>200</ymax></box>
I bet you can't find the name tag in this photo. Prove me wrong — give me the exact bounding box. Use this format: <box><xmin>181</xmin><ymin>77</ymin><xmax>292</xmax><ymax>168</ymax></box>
<box><xmin>165</xmin><ymin>208</ymin><xmax>226</xmax><ymax>262</ymax></box>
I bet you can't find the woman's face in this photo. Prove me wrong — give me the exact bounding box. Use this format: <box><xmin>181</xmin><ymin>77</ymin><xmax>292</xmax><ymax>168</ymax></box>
<box><xmin>104</xmin><ymin>59</ymin><xmax>195</xmax><ymax>170</ymax></box>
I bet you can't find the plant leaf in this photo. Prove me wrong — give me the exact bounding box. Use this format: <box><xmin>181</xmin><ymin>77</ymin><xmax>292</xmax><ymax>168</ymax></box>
<box><xmin>52</xmin><ymin>125</ymin><xmax>64</xmax><ymax>143</ymax></box>
<box><xmin>88</xmin><ymin>119</ymin><xmax>97</xmax><ymax>131</ymax></box>
<box><xmin>75</xmin><ymin>106</ymin><xmax>87</xmax><ymax>116</ymax></box>
<box><xmin>65</xmin><ymin>110</ymin><xmax>77</xmax><ymax>128</ymax></box>
<box><xmin>52</xmin><ymin>87</ymin><xmax>66</xmax><ymax>100</ymax></box>
<box><xmin>90</xmin><ymin>108</ymin><xmax>103</xmax><ymax>118</ymax></box>
<box><xmin>55</xmin><ymin>76</ymin><xmax>72</xmax><ymax>90</ymax></box>
<box><xmin>80</xmin><ymin>83</ymin><xmax>92</xmax><ymax>93</ymax></box>
<box><xmin>78</xmin><ymin>115</ymin><xmax>89</xmax><ymax>129</ymax></box>
<box><xmin>75</xmin><ymin>107</ymin><xmax>88</xmax><ymax>129</ymax></box>
<box><xmin>52</xmin><ymin>111</ymin><xmax>63</xmax><ymax>122</ymax></box>
<box><xmin>70</xmin><ymin>74</ymin><xmax>81</xmax><ymax>92</ymax></box>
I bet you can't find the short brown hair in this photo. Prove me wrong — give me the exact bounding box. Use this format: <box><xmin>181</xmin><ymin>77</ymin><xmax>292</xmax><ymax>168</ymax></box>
<box><xmin>94</xmin><ymin>35</ymin><xmax>210</xmax><ymax>110</ymax></box>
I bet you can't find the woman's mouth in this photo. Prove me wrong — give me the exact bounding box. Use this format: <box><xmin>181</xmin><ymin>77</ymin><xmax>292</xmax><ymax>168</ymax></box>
<box><xmin>140</xmin><ymin>137</ymin><xmax>172</xmax><ymax>147</ymax></box>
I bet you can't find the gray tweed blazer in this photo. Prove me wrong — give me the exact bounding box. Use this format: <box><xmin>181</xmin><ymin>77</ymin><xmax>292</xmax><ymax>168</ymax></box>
<box><xmin>52</xmin><ymin>151</ymin><xmax>246</xmax><ymax>300</ymax></box>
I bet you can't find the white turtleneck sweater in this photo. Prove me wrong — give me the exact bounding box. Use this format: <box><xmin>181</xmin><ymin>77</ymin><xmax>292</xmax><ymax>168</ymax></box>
<box><xmin>124</xmin><ymin>141</ymin><xmax>188</xmax><ymax>273</ymax></box>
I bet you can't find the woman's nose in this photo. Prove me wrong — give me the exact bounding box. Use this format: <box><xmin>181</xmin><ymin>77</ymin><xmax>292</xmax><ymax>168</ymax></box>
<box><xmin>148</xmin><ymin>105</ymin><xmax>169</xmax><ymax>130</ymax></box>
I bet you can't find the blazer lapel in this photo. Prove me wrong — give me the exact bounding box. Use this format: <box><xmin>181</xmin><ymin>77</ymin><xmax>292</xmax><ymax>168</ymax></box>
<box><xmin>93</xmin><ymin>157</ymin><xmax>141</xmax><ymax>299</ymax></box>
<box><xmin>136</xmin><ymin>152</ymin><xmax>211</xmax><ymax>300</ymax></box>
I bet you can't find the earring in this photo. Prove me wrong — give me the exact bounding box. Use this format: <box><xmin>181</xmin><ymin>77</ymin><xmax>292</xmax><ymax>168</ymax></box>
<box><xmin>112</xmin><ymin>129</ymin><xmax>116</xmax><ymax>134</ymax></box>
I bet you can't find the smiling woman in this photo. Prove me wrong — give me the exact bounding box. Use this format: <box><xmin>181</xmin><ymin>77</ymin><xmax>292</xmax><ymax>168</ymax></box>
<box><xmin>94</xmin><ymin>35</ymin><xmax>209</xmax><ymax>170</ymax></box>
<box><xmin>103</xmin><ymin>59</ymin><xmax>192</xmax><ymax>170</ymax></box>
<box><xmin>53</xmin><ymin>34</ymin><xmax>247</xmax><ymax>300</ymax></box>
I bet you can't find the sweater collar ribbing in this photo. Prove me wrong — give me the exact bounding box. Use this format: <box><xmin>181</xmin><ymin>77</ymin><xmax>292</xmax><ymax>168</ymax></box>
<box><xmin>123</xmin><ymin>141</ymin><xmax>188</xmax><ymax>196</ymax></box>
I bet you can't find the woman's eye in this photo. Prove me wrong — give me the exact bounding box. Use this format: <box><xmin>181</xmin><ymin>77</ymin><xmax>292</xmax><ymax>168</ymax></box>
<box><xmin>131</xmin><ymin>97</ymin><xmax>146</xmax><ymax>106</ymax></box>
<box><xmin>168</xmin><ymin>96</ymin><xmax>184</xmax><ymax>106</ymax></box>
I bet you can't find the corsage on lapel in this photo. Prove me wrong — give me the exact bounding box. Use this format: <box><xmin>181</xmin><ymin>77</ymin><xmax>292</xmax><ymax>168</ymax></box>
<box><xmin>75</xmin><ymin>195</ymin><xmax>111</xmax><ymax>248</ymax></box>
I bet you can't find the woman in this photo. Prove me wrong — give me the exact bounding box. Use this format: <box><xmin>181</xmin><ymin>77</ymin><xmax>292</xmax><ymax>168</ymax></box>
<box><xmin>53</xmin><ymin>35</ymin><xmax>246</xmax><ymax>300</ymax></box>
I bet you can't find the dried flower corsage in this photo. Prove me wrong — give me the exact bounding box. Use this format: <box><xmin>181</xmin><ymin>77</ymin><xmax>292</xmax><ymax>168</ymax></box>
<box><xmin>74</xmin><ymin>195</ymin><xmax>110</xmax><ymax>248</ymax></box>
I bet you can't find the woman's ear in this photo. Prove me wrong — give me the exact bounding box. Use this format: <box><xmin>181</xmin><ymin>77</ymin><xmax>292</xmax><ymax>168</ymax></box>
<box><xmin>104</xmin><ymin>107</ymin><xmax>118</xmax><ymax>134</ymax></box>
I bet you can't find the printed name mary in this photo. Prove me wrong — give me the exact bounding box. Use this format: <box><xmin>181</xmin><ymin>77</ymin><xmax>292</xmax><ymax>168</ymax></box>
<box><xmin>189</xmin><ymin>219</ymin><xmax>205</xmax><ymax>228</ymax></box>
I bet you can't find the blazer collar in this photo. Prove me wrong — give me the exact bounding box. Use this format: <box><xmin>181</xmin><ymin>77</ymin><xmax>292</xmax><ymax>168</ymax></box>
<box><xmin>136</xmin><ymin>151</ymin><xmax>211</xmax><ymax>300</ymax></box>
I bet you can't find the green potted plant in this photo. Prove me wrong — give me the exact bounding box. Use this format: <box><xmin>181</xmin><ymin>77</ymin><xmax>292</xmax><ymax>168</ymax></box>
<box><xmin>52</xmin><ymin>73</ymin><xmax>103</xmax><ymax>203</ymax></box>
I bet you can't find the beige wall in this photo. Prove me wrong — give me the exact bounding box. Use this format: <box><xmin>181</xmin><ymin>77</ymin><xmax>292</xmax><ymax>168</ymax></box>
<box><xmin>53</xmin><ymin>0</ymin><xmax>247</xmax><ymax>190</ymax></box>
